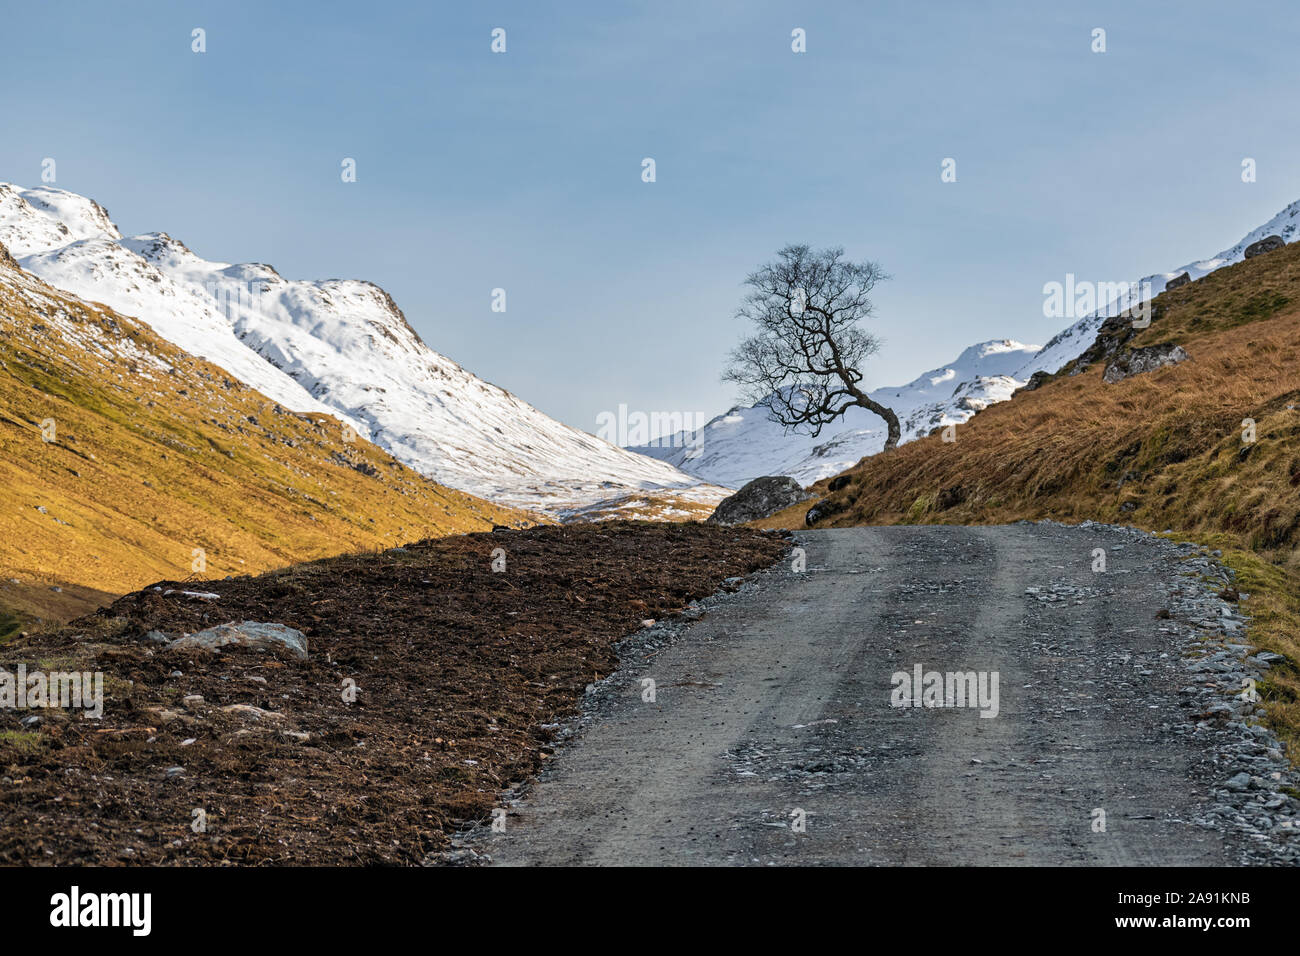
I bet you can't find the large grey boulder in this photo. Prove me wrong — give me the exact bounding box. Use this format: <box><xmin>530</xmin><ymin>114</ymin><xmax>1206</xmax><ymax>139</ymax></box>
<box><xmin>1165</xmin><ymin>271</ymin><xmax>1191</xmax><ymax>291</ymax></box>
<box><xmin>1102</xmin><ymin>344</ymin><xmax>1189</xmax><ymax>384</ymax></box>
<box><xmin>170</xmin><ymin>621</ymin><xmax>309</xmax><ymax>658</ymax></box>
<box><xmin>1245</xmin><ymin>235</ymin><xmax>1285</xmax><ymax>259</ymax></box>
<box><xmin>707</xmin><ymin>476</ymin><xmax>811</xmax><ymax>525</ymax></box>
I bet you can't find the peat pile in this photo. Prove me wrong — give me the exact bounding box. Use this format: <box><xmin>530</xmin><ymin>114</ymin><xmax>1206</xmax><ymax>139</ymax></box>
<box><xmin>0</xmin><ymin>523</ymin><xmax>786</xmax><ymax>864</ymax></box>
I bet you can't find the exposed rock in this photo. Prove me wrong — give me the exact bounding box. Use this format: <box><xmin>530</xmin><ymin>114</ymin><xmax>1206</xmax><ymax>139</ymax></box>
<box><xmin>170</xmin><ymin>621</ymin><xmax>309</xmax><ymax>659</ymax></box>
<box><xmin>1165</xmin><ymin>271</ymin><xmax>1192</xmax><ymax>290</ymax></box>
<box><xmin>827</xmin><ymin>474</ymin><xmax>852</xmax><ymax>492</ymax></box>
<box><xmin>1102</xmin><ymin>343</ymin><xmax>1189</xmax><ymax>384</ymax></box>
<box><xmin>805</xmin><ymin>497</ymin><xmax>846</xmax><ymax>527</ymax></box>
<box><xmin>1017</xmin><ymin>369</ymin><xmax>1052</xmax><ymax>393</ymax></box>
<box><xmin>220</xmin><ymin>703</ymin><xmax>284</xmax><ymax>720</ymax></box>
<box><xmin>936</xmin><ymin>485</ymin><xmax>967</xmax><ymax>510</ymax></box>
<box><xmin>1244</xmin><ymin>235</ymin><xmax>1285</xmax><ymax>259</ymax></box>
<box><xmin>706</xmin><ymin>476</ymin><xmax>810</xmax><ymax>526</ymax></box>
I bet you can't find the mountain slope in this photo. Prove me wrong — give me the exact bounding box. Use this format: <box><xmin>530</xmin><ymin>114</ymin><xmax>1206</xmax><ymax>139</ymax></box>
<box><xmin>0</xmin><ymin>186</ymin><xmax>351</xmax><ymax>420</ymax></box>
<box><xmin>0</xmin><ymin>242</ymin><xmax>531</xmax><ymax>634</ymax></box>
<box><xmin>636</xmin><ymin>339</ymin><xmax>1040</xmax><ymax>488</ymax></box>
<box><xmin>1019</xmin><ymin>198</ymin><xmax>1300</xmax><ymax>380</ymax></box>
<box><xmin>786</xmin><ymin>237</ymin><xmax>1300</xmax><ymax>545</ymax></box>
<box><xmin>0</xmin><ymin>184</ymin><xmax>721</xmax><ymax>517</ymax></box>
<box><xmin>653</xmin><ymin>199</ymin><xmax>1300</xmax><ymax>490</ymax></box>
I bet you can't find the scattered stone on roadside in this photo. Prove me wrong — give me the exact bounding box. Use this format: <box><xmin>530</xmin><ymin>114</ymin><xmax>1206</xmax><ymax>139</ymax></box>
<box><xmin>426</xmin><ymin>847</ymin><xmax>486</xmax><ymax>866</ymax></box>
<box><xmin>1224</xmin><ymin>772</ymin><xmax>1252</xmax><ymax>791</ymax></box>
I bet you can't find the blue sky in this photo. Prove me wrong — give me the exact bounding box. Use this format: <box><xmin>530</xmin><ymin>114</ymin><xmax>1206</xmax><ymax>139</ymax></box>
<box><xmin>3</xmin><ymin>0</ymin><xmax>1298</xmax><ymax>434</ymax></box>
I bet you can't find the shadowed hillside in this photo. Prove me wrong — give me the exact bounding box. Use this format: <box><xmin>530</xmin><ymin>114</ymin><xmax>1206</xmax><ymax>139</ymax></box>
<box><xmin>0</xmin><ymin>245</ymin><xmax>536</xmax><ymax>636</ymax></box>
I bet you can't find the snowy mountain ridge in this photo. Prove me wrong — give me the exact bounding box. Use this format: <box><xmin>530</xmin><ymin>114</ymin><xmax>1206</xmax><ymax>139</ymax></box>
<box><xmin>636</xmin><ymin>337</ymin><xmax>1040</xmax><ymax>488</ymax></box>
<box><xmin>0</xmin><ymin>183</ymin><xmax>722</xmax><ymax>516</ymax></box>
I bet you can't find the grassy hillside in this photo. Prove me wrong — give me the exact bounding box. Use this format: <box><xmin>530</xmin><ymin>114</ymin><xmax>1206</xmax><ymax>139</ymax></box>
<box><xmin>755</xmin><ymin>238</ymin><xmax>1300</xmax><ymax>752</ymax></box>
<box><xmin>771</xmin><ymin>239</ymin><xmax>1300</xmax><ymax>545</ymax></box>
<box><xmin>0</xmin><ymin>246</ymin><xmax>535</xmax><ymax>635</ymax></box>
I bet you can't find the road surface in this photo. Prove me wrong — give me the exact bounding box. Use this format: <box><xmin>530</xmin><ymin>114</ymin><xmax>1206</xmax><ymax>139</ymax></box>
<box><xmin>469</xmin><ymin>524</ymin><xmax>1295</xmax><ymax>866</ymax></box>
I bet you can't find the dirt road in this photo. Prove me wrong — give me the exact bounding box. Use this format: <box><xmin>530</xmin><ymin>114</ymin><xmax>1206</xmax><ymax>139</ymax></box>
<box><xmin>468</xmin><ymin>524</ymin><xmax>1299</xmax><ymax>866</ymax></box>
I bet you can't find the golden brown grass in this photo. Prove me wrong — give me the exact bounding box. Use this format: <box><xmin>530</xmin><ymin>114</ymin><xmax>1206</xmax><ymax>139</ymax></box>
<box><xmin>0</xmin><ymin>258</ymin><xmax>538</xmax><ymax>634</ymax></box>
<box><xmin>769</xmin><ymin>240</ymin><xmax>1300</xmax><ymax>549</ymax></box>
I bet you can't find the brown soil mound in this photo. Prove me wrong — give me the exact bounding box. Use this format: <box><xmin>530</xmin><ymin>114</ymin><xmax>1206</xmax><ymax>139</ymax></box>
<box><xmin>0</xmin><ymin>523</ymin><xmax>786</xmax><ymax>865</ymax></box>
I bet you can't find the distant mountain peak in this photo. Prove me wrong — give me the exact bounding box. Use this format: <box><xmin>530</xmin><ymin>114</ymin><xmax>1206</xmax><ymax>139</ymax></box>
<box><xmin>0</xmin><ymin>182</ymin><xmax>722</xmax><ymax>517</ymax></box>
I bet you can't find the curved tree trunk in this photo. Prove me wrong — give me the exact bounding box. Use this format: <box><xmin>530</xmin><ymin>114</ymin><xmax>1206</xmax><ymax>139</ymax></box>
<box><xmin>855</xmin><ymin>395</ymin><xmax>901</xmax><ymax>451</ymax></box>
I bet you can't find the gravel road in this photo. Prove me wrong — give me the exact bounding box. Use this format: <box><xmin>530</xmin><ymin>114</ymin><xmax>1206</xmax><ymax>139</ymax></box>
<box><xmin>464</xmin><ymin>524</ymin><xmax>1300</xmax><ymax>866</ymax></box>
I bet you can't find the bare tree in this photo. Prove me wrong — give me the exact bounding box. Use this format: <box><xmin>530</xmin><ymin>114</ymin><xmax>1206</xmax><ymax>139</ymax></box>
<box><xmin>723</xmin><ymin>244</ymin><xmax>901</xmax><ymax>450</ymax></box>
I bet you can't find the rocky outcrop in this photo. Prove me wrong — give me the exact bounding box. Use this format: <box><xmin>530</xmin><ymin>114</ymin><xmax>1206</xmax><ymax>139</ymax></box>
<box><xmin>1015</xmin><ymin>370</ymin><xmax>1053</xmax><ymax>395</ymax></box>
<box><xmin>170</xmin><ymin>621</ymin><xmax>309</xmax><ymax>658</ymax></box>
<box><xmin>706</xmin><ymin>476</ymin><xmax>810</xmax><ymax>525</ymax></box>
<box><xmin>805</xmin><ymin>497</ymin><xmax>846</xmax><ymax>527</ymax></box>
<box><xmin>1245</xmin><ymin>235</ymin><xmax>1285</xmax><ymax>259</ymax></box>
<box><xmin>1165</xmin><ymin>271</ymin><xmax>1191</xmax><ymax>291</ymax></box>
<box><xmin>1102</xmin><ymin>344</ymin><xmax>1189</xmax><ymax>384</ymax></box>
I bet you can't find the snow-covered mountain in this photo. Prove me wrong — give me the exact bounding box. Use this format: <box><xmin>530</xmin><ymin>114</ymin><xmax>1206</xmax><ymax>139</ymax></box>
<box><xmin>638</xmin><ymin>339</ymin><xmax>1039</xmax><ymax>488</ymax></box>
<box><xmin>0</xmin><ymin>183</ymin><xmax>721</xmax><ymax>516</ymax></box>
<box><xmin>644</xmin><ymin>199</ymin><xmax>1300</xmax><ymax>489</ymax></box>
<box><xmin>0</xmin><ymin>186</ymin><xmax>351</xmax><ymax>420</ymax></box>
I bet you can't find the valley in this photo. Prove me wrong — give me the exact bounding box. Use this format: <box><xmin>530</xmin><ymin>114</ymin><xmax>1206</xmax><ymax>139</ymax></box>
<box><xmin>0</xmin><ymin>244</ymin><xmax>530</xmax><ymax>635</ymax></box>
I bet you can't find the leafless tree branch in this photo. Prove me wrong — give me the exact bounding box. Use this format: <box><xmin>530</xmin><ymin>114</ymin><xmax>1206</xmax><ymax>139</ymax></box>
<box><xmin>722</xmin><ymin>245</ymin><xmax>901</xmax><ymax>449</ymax></box>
